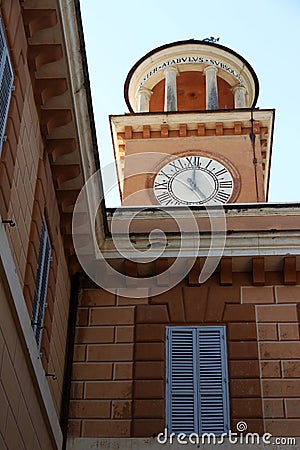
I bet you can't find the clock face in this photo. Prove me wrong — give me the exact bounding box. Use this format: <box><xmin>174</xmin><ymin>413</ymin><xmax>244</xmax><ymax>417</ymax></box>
<box><xmin>153</xmin><ymin>155</ymin><xmax>234</xmax><ymax>206</ymax></box>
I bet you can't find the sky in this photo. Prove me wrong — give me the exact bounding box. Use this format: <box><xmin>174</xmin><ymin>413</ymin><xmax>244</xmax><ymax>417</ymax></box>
<box><xmin>80</xmin><ymin>0</ymin><xmax>300</xmax><ymax>207</ymax></box>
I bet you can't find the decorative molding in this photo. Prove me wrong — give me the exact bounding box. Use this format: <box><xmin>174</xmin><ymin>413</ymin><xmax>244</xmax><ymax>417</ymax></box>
<box><xmin>253</xmin><ymin>257</ymin><xmax>265</xmax><ymax>286</ymax></box>
<box><xmin>124</xmin><ymin>40</ymin><xmax>259</xmax><ymax>112</ymax></box>
<box><xmin>220</xmin><ymin>257</ymin><xmax>232</xmax><ymax>285</ymax></box>
<box><xmin>284</xmin><ymin>256</ymin><xmax>297</xmax><ymax>285</ymax></box>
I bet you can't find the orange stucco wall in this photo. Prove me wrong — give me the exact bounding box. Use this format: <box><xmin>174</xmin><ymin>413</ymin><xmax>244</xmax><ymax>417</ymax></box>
<box><xmin>0</xmin><ymin>2</ymin><xmax>71</xmax><ymax>448</ymax></box>
<box><xmin>149</xmin><ymin>71</ymin><xmax>234</xmax><ymax>112</ymax></box>
<box><xmin>122</xmin><ymin>135</ymin><xmax>264</xmax><ymax>205</ymax></box>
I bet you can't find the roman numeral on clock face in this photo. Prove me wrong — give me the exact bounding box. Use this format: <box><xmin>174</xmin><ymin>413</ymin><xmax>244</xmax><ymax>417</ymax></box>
<box><xmin>215</xmin><ymin>168</ymin><xmax>227</xmax><ymax>177</ymax></box>
<box><xmin>169</xmin><ymin>159</ymin><xmax>185</xmax><ymax>171</ymax></box>
<box><xmin>154</xmin><ymin>180</ymin><xmax>168</xmax><ymax>190</ymax></box>
<box><xmin>156</xmin><ymin>191</ymin><xmax>173</xmax><ymax>205</ymax></box>
<box><xmin>154</xmin><ymin>155</ymin><xmax>235</xmax><ymax>206</ymax></box>
<box><xmin>184</xmin><ymin>157</ymin><xmax>194</xmax><ymax>168</ymax></box>
<box><xmin>193</xmin><ymin>156</ymin><xmax>201</xmax><ymax>167</ymax></box>
<box><xmin>160</xmin><ymin>170</ymin><xmax>172</xmax><ymax>179</ymax></box>
<box><xmin>183</xmin><ymin>156</ymin><xmax>202</xmax><ymax>168</ymax></box>
<box><xmin>219</xmin><ymin>180</ymin><xmax>233</xmax><ymax>188</ymax></box>
<box><xmin>214</xmin><ymin>191</ymin><xmax>231</xmax><ymax>203</ymax></box>
<box><xmin>205</xmin><ymin>159</ymin><xmax>212</xmax><ymax>169</ymax></box>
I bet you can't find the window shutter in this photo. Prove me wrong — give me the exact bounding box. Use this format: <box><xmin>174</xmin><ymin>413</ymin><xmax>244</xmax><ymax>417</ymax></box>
<box><xmin>198</xmin><ymin>326</ymin><xmax>230</xmax><ymax>435</ymax></box>
<box><xmin>0</xmin><ymin>19</ymin><xmax>14</xmax><ymax>153</ymax></box>
<box><xmin>166</xmin><ymin>328</ymin><xmax>198</xmax><ymax>434</ymax></box>
<box><xmin>32</xmin><ymin>220</ymin><xmax>51</xmax><ymax>351</ymax></box>
<box><xmin>166</xmin><ymin>326</ymin><xmax>230</xmax><ymax>436</ymax></box>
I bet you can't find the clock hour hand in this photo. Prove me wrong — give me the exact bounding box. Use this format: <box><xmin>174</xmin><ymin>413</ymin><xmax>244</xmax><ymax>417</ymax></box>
<box><xmin>187</xmin><ymin>177</ymin><xmax>206</xmax><ymax>199</ymax></box>
<box><xmin>187</xmin><ymin>177</ymin><xmax>195</xmax><ymax>190</ymax></box>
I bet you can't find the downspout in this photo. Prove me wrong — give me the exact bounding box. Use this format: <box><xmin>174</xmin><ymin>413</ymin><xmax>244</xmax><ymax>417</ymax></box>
<box><xmin>60</xmin><ymin>272</ymin><xmax>81</xmax><ymax>450</ymax></box>
<box><xmin>249</xmin><ymin>109</ymin><xmax>259</xmax><ymax>202</ymax></box>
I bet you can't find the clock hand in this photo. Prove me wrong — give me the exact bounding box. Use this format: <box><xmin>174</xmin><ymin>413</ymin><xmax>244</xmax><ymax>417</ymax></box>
<box><xmin>194</xmin><ymin>184</ymin><xmax>206</xmax><ymax>199</ymax></box>
<box><xmin>192</xmin><ymin>158</ymin><xmax>196</xmax><ymax>185</ymax></box>
<box><xmin>186</xmin><ymin>177</ymin><xmax>206</xmax><ymax>199</ymax></box>
<box><xmin>188</xmin><ymin>161</ymin><xmax>203</xmax><ymax>196</ymax></box>
<box><xmin>187</xmin><ymin>177</ymin><xmax>195</xmax><ymax>190</ymax></box>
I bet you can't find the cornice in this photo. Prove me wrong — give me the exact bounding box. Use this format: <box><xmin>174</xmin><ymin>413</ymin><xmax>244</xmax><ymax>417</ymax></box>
<box><xmin>21</xmin><ymin>0</ymin><xmax>106</xmax><ymax>270</ymax></box>
<box><xmin>99</xmin><ymin>204</ymin><xmax>300</xmax><ymax>262</ymax></box>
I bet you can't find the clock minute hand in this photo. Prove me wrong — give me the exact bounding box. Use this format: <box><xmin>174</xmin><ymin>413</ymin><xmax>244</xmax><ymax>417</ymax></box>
<box><xmin>192</xmin><ymin>159</ymin><xmax>196</xmax><ymax>185</ymax></box>
<box><xmin>194</xmin><ymin>184</ymin><xmax>206</xmax><ymax>199</ymax></box>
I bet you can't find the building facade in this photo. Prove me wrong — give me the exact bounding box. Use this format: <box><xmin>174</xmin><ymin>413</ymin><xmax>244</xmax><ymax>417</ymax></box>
<box><xmin>0</xmin><ymin>1</ymin><xmax>101</xmax><ymax>449</ymax></box>
<box><xmin>68</xmin><ymin>41</ymin><xmax>300</xmax><ymax>449</ymax></box>
<box><xmin>0</xmin><ymin>2</ymin><xmax>300</xmax><ymax>450</ymax></box>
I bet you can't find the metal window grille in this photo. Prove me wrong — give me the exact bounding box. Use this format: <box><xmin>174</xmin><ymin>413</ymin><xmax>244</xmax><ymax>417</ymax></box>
<box><xmin>166</xmin><ymin>326</ymin><xmax>230</xmax><ymax>435</ymax></box>
<box><xmin>0</xmin><ymin>19</ymin><xmax>14</xmax><ymax>155</ymax></box>
<box><xmin>31</xmin><ymin>220</ymin><xmax>51</xmax><ymax>351</ymax></box>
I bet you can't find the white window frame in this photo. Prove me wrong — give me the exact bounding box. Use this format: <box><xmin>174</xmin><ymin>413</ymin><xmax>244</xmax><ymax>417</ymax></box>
<box><xmin>31</xmin><ymin>219</ymin><xmax>51</xmax><ymax>351</ymax></box>
<box><xmin>0</xmin><ymin>18</ymin><xmax>14</xmax><ymax>155</ymax></box>
<box><xmin>166</xmin><ymin>326</ymin><xmax>230</xmax><ymax>436</ymax></box>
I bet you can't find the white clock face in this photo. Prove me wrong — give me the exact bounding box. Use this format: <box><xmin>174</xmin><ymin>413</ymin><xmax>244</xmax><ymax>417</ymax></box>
<box><xmin>153</xmin><ymin>155</ymin><xmax>234</xmax><ymax>206</ymax></box>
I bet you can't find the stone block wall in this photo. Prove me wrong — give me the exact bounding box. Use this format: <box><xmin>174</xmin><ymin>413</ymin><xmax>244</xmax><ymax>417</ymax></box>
<box><xmin>69</xmin><ymin>288</ymin><xmax>135</xmax><ymax>437</ymax></box>
<box><xmin>255</xmin><ymin>286</ymin><xmax>300</xmax><ymax>437</ymax></box>
<box><xmin>0</xmin><ymin>275</ymin><xmax>57</xmax><ymax>450</ymax></box>
<box><xmin>0</xmin><ymin>2</ymin><xmax>72</xmax><ymax>447</ymax></box>
<box><xmin>69</xmin><ymin>272</ymin><xmax>300</xmax><ymax>439</ymax></box>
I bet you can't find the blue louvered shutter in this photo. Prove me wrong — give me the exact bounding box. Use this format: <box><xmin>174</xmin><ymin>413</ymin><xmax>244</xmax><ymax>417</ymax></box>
<box><xmin>31</xmin><ymin>220</ymin><xmax>51</xmax><ymax>351</ymax></box>
<box><xmin>198</xmin><ymin>326</ymin><xmax>230</xmax><ymax>434</ymax></box>
<box><xmin>0</xmin><ymin>19</ymin><xmax>14</xmax><ymax>154</ymax></box>
<box><xmin>166</xmin><ymin>326</ymin><xmax>229</xmax><ymax>436</ymax></box>
<box><xmin>166</xmin><ymin>328</ymin><xmax>198</xmax><ymax>434</ymax></box>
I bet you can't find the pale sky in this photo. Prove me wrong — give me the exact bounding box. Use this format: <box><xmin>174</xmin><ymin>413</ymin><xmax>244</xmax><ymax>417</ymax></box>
<box><xmin>80</xmin><ymin>0</ymin><xmax>300</xmax><ymax>206</ymax></box>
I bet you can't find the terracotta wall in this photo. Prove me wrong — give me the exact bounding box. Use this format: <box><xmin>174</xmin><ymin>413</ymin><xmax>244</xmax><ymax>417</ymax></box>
<box><xmin>69</xmin><ymin>270</ymin><xmax>300</xmax><ymax>439</ymax></box>
<box><xmin>149</xmin><ymin>71</ymin><xmax>234</xmax><ymax>112</ymax></box>
<box><xmin>122</xmin><ymin>135</ymin><xmax>264</xmax><ymax>205</ymax></box>
<box><xmin>0</xmin><ymin>2</ymin><xmax>71</xmax><ymax>447</ymax></box>
<box><xmin>255</xmin><ymin>286</ymin><xmax>300</xmax><ymax>437</ymax></box>
<box><xmin>0</xmin><ymin>275</ymin><xmax>56</xmax><ymax>450</ymax></box>
<box><xmin>68</xmin><ymin>282</ymin><xmax>135</xmax><ymax>437</ymax></box>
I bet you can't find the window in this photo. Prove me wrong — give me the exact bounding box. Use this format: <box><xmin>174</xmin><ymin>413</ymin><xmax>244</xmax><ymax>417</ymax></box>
<box><xmin>0</xmin><ymin>18</ymin><xmax>13</xmax><ymax>155</ymax></box>
<box><xmin>31</xmin><ymin>220</ymin><xmax>51</xmax><ymax>351</ymax></box>
<box><xmin>166</xmin><ymin>326</ymin><xmax>230</xmax><ymax>435</ymax></box>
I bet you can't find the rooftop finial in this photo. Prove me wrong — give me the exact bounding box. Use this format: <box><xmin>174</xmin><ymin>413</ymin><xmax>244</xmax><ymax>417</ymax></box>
<box><xmin>203</xmin><ymin>37</ymin><xmax>220</xmax><ymax>43</ymax></box>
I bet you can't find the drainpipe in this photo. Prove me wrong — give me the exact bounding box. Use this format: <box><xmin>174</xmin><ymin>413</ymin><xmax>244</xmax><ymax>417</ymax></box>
<box><xmin>60</xmin><ymin>272</ymin><xmax>81</xmax><ymax>450</ymax></box>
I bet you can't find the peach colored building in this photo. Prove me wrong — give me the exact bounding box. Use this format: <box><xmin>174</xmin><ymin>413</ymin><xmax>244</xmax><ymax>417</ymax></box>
<box><xmin>0</xmin><ymin>1</ymin><xmax>100</xmax><ymax>449</ymax></box>
<box><xmin>0</xmin><ymin>3</ymin><xmax>300</xmax><ymax>450</ymax></box>
<box><xmin>69</xmin><ymin>41</ymin><xmax>300</xmax><ymax>450</ymax></box>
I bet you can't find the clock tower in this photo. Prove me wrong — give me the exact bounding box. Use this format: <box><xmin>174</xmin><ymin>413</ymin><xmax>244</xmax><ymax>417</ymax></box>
<box><xmin>110</xmin><ymin>39</ymin><xmax>274</xmax><ymax>207</ymax></box>
<box><xmin>69</xmin><ymin>38</ymin><xmax>300</xmax><ymax>447</ymax></box>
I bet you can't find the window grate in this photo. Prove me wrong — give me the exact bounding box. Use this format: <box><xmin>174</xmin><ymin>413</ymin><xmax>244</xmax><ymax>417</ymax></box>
<box><xmin>166</xmin><ymin>326</ymin><xmax>230</xmax><ymax>436</ymax></box>
<box><xmin>31</xmin><ymin>220</ymin><xmax>51</xmax><ymax>351</ymax></box>
<box><xmin>0</xmin><ymin>19</ymin><xmax>13</xmax><ymax>155</ymax></box>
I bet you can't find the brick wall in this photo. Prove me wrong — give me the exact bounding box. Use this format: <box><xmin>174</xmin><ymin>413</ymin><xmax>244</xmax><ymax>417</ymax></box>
<box><xmin>254</xmin><ymin>286</ymin><xmax>300</xmax><ymax>437</ymax></box>
<box><xmin>69</xmin><ymin>273</ymin><xmax>300</xmax><ymax>439</ymax></box>
<box><xmin>69</xmin><ymin>286</ymin><xmax>135</xmax><ymax>437</ymax></box>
